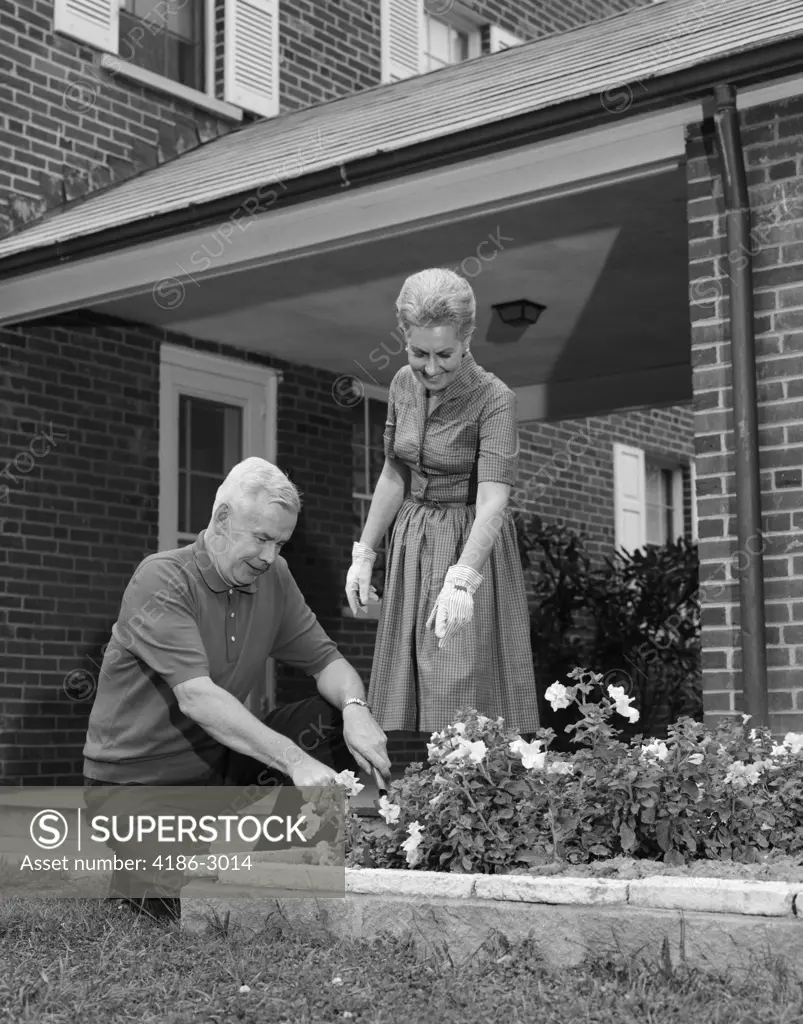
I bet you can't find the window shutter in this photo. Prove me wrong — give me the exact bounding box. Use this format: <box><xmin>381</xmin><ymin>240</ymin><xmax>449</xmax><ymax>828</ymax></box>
<box><xmin>53</xmin><ymin>0</ymin><xmax>118</xmax><ymax>54</ymax></box>
<box><xmin>224</xmin><ymin>0</ymin><xmax>279</xmax><ymax>118</ymax></box>
<box><xmin>489</xmin><ymin>25</ymin><xmax>524</xmax><ymax>52</ymax></box>
<box><xmin>381</xmin><ymin>0</ymin><xmax>422</xmax><ymax>83</ymax></box>
<box><xmin>613</xmin><ymin>443</ymin><xmax>646</xmax><ymax>554</ymax></box>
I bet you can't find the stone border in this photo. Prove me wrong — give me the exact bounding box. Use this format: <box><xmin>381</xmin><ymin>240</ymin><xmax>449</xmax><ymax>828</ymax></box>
<box><xmin>343</xmin><ymin>868</ymin><xmax>801</xmax><ymax>918</ymax></box>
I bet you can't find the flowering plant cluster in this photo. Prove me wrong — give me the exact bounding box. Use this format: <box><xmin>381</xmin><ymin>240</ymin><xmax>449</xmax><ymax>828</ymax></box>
<box><xmin>347</xmin><ymin>670</ymin><xmax>803</xmax><ymax>873</ymax></box>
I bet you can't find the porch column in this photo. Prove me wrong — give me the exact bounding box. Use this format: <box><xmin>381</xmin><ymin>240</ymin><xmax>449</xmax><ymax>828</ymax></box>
<box><xmin>687</xmin><ymin>93</ymin><xmax>803</xmax><ymax>735</ymax></box>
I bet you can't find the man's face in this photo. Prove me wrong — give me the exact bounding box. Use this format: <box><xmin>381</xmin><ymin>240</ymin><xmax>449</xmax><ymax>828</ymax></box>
<box><xmin>211</xmin><ymin>497</ymin><xmax>298</xmax><ymax>587</ymax></box>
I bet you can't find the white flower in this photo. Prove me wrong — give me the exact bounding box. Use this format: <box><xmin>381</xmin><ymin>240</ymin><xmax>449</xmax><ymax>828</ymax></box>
<box><xmin>297</xmin><ymin>802</ymin><xmax>323</xmax><ymax>840</ymax></box>
<box><xmin>377</xmin><ymin>795</ymin><xmax>400</xmax><ymax>824</ymax></box>
<box><xmin>741</xmin><ymin>714</ymin><xmax>752</xmax><ymax>724</ymax></box>
<box><xmin>783</xmin><ymin>732</ymin><xmax>803</xmax><ymax>755</ymax></box>
<box><xmin>476</xmin><ymin>715</ymin><xmax>491</xmax><ymax>728</ymax></box>
<box><xmin>546</xmin><ymin>759</ymin><xmax>575</xmax><ymax>776</ymax></box>
<box><xmin>316</xmin><ymin>841</ymin><xmax>337</xmax><ymax>865</ymax></box>
<box><xmin>545</xmin><ymin>682</ymin><xmax>572</xmax><ymax>711</ymax></box>
<box><xmin>452</xmin><ymin>722</ymin><xmax>466</xmax><ymax>735</ymax></box>
<box><xmin>724</xmin><ymin>760</ymin><xmax>765</xmax><ymax>789</ymax></box>
<box><xmin>771</xmin><ymin>743</ymin><xmax>789</xmax><ymax>758</ymax></box>
<box><xmin>749</xmin><ymin>728</ymin><xmax>758</xmax><ymax>741</ymax></box>
<box><xmin>401</xmin><ymin>821</ymin><xmax>424</xmax><ymax>867</ymax></box>
<box><xmin>444</xmin><ymin>739</ymin><xmax>487</xmax><ymax>765</ymax></box>
<box><xmin>687</xmin><ymin>753</ymin><xmax>705</xmax><ymax>765</ymax></box>
<box><xmin>641</xmin><ymin>740</ymin><xmax>669</xmax><ymax>762</ymax></box>
<box><xmin>509</xmin><ymin>737</ymin><xmax>546</xmax><ymax>771</ymax></box>
<box><xmin>239</xmin><ymin>985</ymin><xmax>251</xmax><ymax>994</ymax></box>
<box><xmin>334</xmin><ymin>770</ymin><xmax>364</xmax><ymax>798</ymax></box>
<box><xmin>607</xmin><ymin>684</ymin><xmax>640</xmax><ymax>723</ymax></box>
<box><xmin>331</xmin><ymin>977</ymin><xmax>344</xmax><ymax>987</ymax></box>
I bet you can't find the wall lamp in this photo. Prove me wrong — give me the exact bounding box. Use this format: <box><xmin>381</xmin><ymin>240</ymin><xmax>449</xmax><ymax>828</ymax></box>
<box><xmin>491</xmin><ymin>299</ymin><xmax>546</xmax><ymax>327</ymax></box>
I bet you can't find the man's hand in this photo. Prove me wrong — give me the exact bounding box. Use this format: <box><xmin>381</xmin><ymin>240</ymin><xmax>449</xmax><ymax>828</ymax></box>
<box><xmin>289</xmin><ymin>755</ymin><xmax>341</xmax><ymax>788</ymax></box>
<box><xmin>342</xmin><ymin>706</ymin><xmax>391</xmax><ymax>784</ymax></box>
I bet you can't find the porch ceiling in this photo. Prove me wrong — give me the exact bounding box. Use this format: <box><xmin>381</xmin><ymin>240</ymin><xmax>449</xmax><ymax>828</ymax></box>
<box><xmin>91</xmin><ymin>167</ymin><xmax>691</xmax><ymax>415</ymax></box>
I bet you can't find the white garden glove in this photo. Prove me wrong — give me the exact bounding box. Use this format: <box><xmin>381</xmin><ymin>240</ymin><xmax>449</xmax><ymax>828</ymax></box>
<box><xmin>346</xmin><ymin>541</ymin><xmax>380</xmax><ymax>616</ymax></box>
<box><xmin>425</xmin><ymin>564</ymin><xmax>483</xmax><ymax>648</ymax></box>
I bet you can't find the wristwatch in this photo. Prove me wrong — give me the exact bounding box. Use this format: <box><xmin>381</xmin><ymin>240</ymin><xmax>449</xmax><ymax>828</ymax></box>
<box><xmin>342</xmin><ymin>697</ymin><xmax>370</xmax><ymax>712</ymax></box>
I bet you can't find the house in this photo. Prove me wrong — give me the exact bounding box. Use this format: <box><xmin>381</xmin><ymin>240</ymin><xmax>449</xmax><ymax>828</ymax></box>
<box><xmin>0</xmin><ymin>0</ymin><xmax>800</xmax><ymax>784</ymax></box>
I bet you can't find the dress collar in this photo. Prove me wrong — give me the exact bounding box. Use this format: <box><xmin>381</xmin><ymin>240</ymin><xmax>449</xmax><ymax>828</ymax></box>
<box><xmin>414</xmin><ymin>350</ymin><xmax>482</xmax><ymax>407</ymax></box>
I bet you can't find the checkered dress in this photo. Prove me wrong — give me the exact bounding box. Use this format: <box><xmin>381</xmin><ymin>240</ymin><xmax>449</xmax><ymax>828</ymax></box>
<box><xmin>367</xmin><ymin>353</ymin><xmax>540</xmax><ymax>734</ymax></box>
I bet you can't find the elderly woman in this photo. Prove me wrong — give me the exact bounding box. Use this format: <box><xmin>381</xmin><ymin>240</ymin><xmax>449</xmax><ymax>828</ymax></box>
<box><xmin>345</xmin><ymin>268</ymin><xmax>540</xmax><ymax>735</ymax></box>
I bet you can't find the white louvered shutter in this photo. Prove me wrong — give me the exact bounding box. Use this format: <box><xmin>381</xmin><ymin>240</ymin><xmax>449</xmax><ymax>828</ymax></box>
<box><xmin>690</xmin><ymin>460</ymin><xmax>698</xmax><ymax>542</ymax></box>
<box><xmin>613</xmin><ymin>443</ymin><xmax>646</xmax><ymax>554</ymax></box>
<box><xmin>53</xmin><ymin>0</ymin><xmax>118</xmax><ymax>54</ymax></box>
<box><xmin>224</xmin><ymin>0</ymin><xmax>279</xmax><ymax>118</ymax></box>
<box><xmin>380</xmin><ymin>0</ymin><xmax>422</xmax><ymax>83</ymax></box>
<box><xmin>489</xmin><ymin>25</ymin><xmax>524</xmax><ymax>52</ymax></box>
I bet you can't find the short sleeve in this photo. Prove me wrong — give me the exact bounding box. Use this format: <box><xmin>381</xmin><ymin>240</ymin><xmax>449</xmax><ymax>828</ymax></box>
<box><xmin>477</xmin><ymin>386</ymin><xmax>519</xmax><ymax>485</ymax></box>
<box><xmin>270</xmin><ymin>559</ymin><xmax>345</xmax><ymax>675</ymax></box>
<box><xmin>383</xmin><ymin>371</ymin><xmax>401</xmax><ymax>461</ymax></box>
<box><xmin>111</xmin><ymin>558</ymin><xmax>210</xmax><ymax>688</ymax></box>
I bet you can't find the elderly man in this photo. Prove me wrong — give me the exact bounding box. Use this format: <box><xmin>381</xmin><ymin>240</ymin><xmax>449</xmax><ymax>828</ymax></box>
<box><xmin>83</xmin><ymin>457</ymin><xmax>390</xmax><ymax>920</ymax></box>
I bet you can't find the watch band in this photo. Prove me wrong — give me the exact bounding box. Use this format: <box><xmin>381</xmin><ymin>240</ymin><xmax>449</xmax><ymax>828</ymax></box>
<box><xmin>342</xmin><ymin>697</ymin><xmax>370</xmax><ymax>711</ymax></box>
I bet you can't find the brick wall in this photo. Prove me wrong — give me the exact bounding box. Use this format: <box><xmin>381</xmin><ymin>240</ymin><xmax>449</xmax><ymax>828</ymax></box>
<box><xmin>1</xmin><ymin>0</ymin><xmax>653</xmax><ymax>237</ymax></box>
<box><xmin>465</xmin><ymin>0</ymin><xmax>652</xmax><ymax>43</ymax></box>
<box><xmin>687</xmin><ymin>94</ymin><xmax>803</xmax><ymax>734</ymax></box>
<box><xmin>515</xmin><ymin>406</ymin><xmax>695</xmax><ymax>566</ymax></box>
<box><xmin>0</xmin><ymin>318</ymin><xmax>373</xmax><ymax>784</ymax></box>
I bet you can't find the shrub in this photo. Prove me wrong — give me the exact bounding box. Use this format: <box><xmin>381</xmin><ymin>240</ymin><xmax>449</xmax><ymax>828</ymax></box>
<box><xmin>347</xmin><ymin>671</ymin><xmax>803</xmax><ymax>874</ymax></box>
<box><xmin>516</xmin><ymin>515</ymin><xmax>701</xmax><ymax>741</ymax></box>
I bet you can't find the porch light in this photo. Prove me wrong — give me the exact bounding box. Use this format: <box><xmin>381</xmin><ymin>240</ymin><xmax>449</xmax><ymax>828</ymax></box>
<box><xmin>492</xmin><ymin>299</ymin><xmax>546</xmax><ymax>327</ymax></box>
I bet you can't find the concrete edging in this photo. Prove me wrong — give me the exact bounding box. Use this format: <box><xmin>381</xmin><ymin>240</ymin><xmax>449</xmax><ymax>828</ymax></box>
<box><xmin>182</xmin><ymin>865</ymin><xmax>803</xmax><ymax>972</ymax></box>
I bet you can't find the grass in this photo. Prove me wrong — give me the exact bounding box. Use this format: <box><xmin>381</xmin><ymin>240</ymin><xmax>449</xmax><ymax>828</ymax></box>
<box><xmin>2</xmin><ymin>897</ymin><xmax>803</xmax><ymax>1023</ymax></box>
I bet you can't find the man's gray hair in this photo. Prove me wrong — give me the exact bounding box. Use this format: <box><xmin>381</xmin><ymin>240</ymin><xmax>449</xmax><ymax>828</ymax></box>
<box><xmin>396</xmin><ymin>268</ymin><xmax>476</xmax><ymax>343</ymax></box>
<box><xmin>212</xmin><ymin>457</ymin><xmax>301</xmax><ymax>517</ymax></box>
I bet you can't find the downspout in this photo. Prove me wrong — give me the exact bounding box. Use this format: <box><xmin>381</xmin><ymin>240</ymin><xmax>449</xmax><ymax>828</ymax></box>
<box><xmin>712</xmin><ymin>83</ymin><xmax>769</xmax><ymax>727</ymax></box>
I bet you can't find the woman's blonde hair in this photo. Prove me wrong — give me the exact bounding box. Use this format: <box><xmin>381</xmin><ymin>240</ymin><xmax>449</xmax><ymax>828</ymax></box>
<box><xmin>396</xmin><ymin>268</ymin><xmax>476</xmax><ymax>344</ymax></box>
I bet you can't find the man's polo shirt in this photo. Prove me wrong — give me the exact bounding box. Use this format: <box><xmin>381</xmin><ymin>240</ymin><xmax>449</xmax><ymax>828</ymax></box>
<box><xmin>83</xmin><ymin>532</ymin><xmax>345</xmax><ymax>783</ymax></box>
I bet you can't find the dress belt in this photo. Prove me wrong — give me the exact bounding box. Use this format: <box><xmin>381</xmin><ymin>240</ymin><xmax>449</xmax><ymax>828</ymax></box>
<box><xmin>409</xmin><ymin>496</ymin><xmax>473</xmax><ymax>509</ymax></box>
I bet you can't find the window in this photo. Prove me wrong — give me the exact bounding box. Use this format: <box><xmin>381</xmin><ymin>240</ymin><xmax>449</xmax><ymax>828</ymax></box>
<box><xmin>381</xmin><ymin>0</ymin><xmax>484</xmax><ymax>82</ymax></box>
<box><xmin>53</xmin><ymin>0</ymin><xmax>279</xmax><ymax>119</ymax></box>
<box><xmin>118</xmin><ymin>0</ymin><xmax>206</xmax><ymax>92</ymax></box>
<box><xmin>613</xmin><ymin>443</ymin><xmax>687</xmax><ymax>555</ymax></box>
<box><xmin>159</xmin><ymin>344</ymin><xmax>279</xmax><ymax>712</ymax></box>
<box><xmin>422</xmin><ymin>11</ymin><xmax>476</xmax><ymax>71</ymax></box>
<box><xmin>351</xmin><ymin>387</ymin><xmax>391</xmax><ymax>615</ymax></box>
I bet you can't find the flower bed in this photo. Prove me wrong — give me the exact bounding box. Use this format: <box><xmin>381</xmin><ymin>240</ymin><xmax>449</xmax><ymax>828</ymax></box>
<box><xmin>344</xmin><ymin>670</ymin><xmax>803</xmax><ymax>876</ymax></box>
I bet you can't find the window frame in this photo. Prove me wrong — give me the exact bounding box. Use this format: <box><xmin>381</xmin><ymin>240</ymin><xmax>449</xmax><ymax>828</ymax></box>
<box><xmin>117</xmin><ymin>0</ymin><xmax>207</xmax><ymax>95</ymax></box>
<box><xmin>345</xmin><ymin>382</ymin><xmax>391</xmax><ymax>620</ymax></box>
<box><xmin>92</xmin><ymin>0</ymin><xmax>243</xmax><ymax>122</ymax></box>
<box><xmin>422</xmin><ymin>4</ymin><xmax>482</xmax><ymax>72</ymax></box>
<box><xmin>613</xmin><ymin>442</ymin><xmax>690</xmax><ymax>555</ymax></box>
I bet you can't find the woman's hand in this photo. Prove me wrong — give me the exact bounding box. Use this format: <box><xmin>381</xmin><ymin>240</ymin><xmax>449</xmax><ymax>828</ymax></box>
<box><xmin>346</xmin><ymin>542</ymin><xmax>380</xmax><ymax>616</ymax></box>
<box><xmin>426</xmin><ymin>564</ymin><xmax>483</xmax><ymax>648</ymax></box>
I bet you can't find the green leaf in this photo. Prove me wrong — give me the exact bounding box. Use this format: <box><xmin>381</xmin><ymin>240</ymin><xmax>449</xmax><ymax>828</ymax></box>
<box><xmin>655</xmin><ymin>819</ymin><xmax>671</xmax><ymax>852</ymax></box>
<box><xmin>663</xmin><ymin>848</ymin><xmax>686</xmax><ymax>867</ymax></box>
<box><xmin>619</xmin><ymin>824</ymin><xmax>637</xmax><ymax>852</ymax></box>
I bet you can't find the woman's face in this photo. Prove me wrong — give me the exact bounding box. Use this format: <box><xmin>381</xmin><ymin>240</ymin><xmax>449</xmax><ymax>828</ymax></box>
<box><xmin>406</xmin><ymin>325</ymin><xmax>467</xmax><ymax>392</ymax></box>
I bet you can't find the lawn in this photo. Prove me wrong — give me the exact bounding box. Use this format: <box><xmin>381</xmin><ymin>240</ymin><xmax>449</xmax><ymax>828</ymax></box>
<box><xmin>1</xmin><ymin>896</ymin><xmax>803</xmax><ymax>1023</ymax></box>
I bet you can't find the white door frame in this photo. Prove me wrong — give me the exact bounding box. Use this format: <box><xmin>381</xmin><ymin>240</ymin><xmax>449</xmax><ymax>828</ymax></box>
<box><xmin>159</xmin><ymin>343</ymin><xmax>280</xmax><ymax>713</ymax></box>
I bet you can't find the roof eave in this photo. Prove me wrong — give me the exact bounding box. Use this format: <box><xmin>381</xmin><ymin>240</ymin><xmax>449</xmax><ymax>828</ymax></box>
<box><xmin>1</xmin><ymin>36</ymin><xmax>802</xmax><ymax>282</ymax></box>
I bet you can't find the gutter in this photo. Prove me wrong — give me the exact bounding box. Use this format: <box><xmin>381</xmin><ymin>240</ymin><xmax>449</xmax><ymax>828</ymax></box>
<box><xmin>0</xmin><ymin>38</ymin><xmax>802</xmax><ymax>279</ymax></box>
<box><xmin>712</xmin><ymin>83</ymin><xmax>769</xmax><ymax>727</ymax></box>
